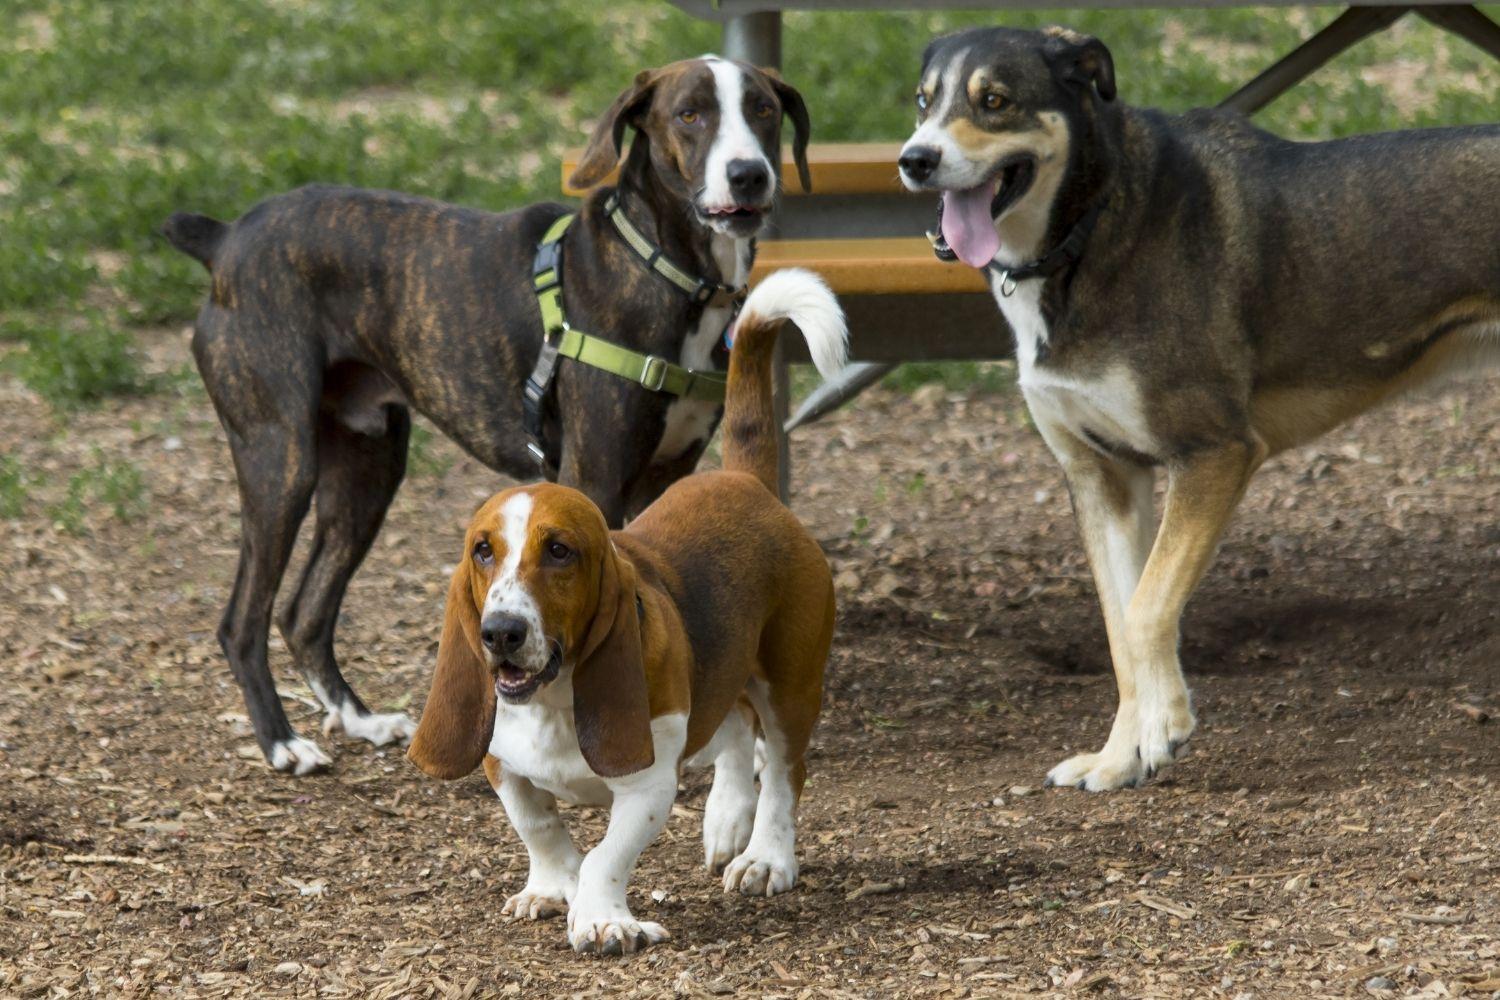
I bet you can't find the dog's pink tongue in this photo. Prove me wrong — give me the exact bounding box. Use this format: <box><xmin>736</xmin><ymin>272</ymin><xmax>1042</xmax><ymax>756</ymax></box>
<box><xmin>941</xmin><ymin>184</ymin><xmax>1000</xmax><ymax>269</ymax></box>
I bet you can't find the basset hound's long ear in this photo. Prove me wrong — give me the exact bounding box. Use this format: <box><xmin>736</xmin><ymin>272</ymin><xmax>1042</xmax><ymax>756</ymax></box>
<box><xmin>569</xmin><ymin>69</ymin><xmax>659</xmax><ymax>191</ymax></box>
<box><xmin>762</xmin><ymin>67</ymin><xmax>813</xmax><ymax>193</ymax></box>
<box><xmin>407</xmin><ymin>557</ymin><xmax>496</xmax><ymax>780</ymax></box>
<box><xmin>572</xmin><ymin>546</ymin><xmax>654</xmax><ymax>778</ymax></box>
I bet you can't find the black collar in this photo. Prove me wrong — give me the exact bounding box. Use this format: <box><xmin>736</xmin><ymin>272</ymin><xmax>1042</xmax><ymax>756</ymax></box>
<box><xmin>987</xmin><ymin>203</ymin><xmax>1104</xmax><ymax>297</ymax></box>
<box><xmin>928</xmin><ymin>199</ymin><xmax>1105</xmax><ymax>298</ymax></box>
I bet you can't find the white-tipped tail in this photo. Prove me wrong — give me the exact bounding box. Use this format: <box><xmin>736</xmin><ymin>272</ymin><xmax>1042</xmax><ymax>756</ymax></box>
<box><xmin>736</xmin><ymin>268</ymin><xmax>848</xmax><ymax>379</ymax></box>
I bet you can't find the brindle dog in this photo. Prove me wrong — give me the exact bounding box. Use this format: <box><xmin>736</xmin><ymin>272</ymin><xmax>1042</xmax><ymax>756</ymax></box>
<box><xmin>899</xmin><ymin>26</ymin><xmax>1499</xmax><ymax>791</ymax></box>
<box><xmin>162</xmin><ymin>57</ymin><xmax>811</xmax><ymax>775</ymax></box>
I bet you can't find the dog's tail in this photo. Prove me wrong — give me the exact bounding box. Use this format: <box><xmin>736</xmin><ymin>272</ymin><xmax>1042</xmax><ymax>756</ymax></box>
<box><xmin>160</xmin><ymin>212</ymin><xmax>228</xmax><ymax>269</ymax></box>
<box><xmin>721</xmin><ymin>268</ymin><xmax>847</xmax><ymax>495</ymax></box>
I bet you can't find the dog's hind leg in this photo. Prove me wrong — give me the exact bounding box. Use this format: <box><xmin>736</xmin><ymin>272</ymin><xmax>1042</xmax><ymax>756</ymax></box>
<box><xmin>278</xmin><ymin>407</ymin><xmax>415</xmax><ymax>750</ymax></box>
<box><xmin>196</xmin><ymin>305</ymin><xmax>329</xmax><ymax>775</ymax></box>
<box><xmin>1041</xmin><ymin>437</ymin><xmax>1157</xmax><ymax>792</ymax></box>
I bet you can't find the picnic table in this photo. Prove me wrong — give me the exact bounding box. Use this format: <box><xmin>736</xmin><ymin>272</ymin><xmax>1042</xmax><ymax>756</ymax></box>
<box><xmin>634</xmin><ymin>2</ymin><xmax>1500</xmax><ymax>495</ymax></box>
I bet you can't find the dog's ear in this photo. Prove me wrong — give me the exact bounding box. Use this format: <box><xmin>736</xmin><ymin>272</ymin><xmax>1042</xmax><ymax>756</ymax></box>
<box><xmin>1044</xmin><ymin>28</ymin><xmax>1116</xmax><ymax>103</ymax></box>
<box><xmin>762</xmin><ymin>68</ymin><xmax>813</xmax><ymax>194</ymax></box>
<box><xmin>570</xmin><ymin>69</ymin><xmax>659</xmax><ymax>191</ymax></box>
<box><xmin>571</xmin><ymin>545</ymin><xmax>654</xmax><ymax>778</ymax></box>
<box><xmin>407</xmin><ymin>556</ymin><xmax>496</xmax><ymax>780</ymax></box>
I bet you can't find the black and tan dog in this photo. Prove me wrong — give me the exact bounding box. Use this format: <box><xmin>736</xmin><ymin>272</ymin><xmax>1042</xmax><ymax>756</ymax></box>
<box><xmin>162</xmin><ymin>57</ymin><xmax>811</xmax><ymax>774</ymax></box>
<box><xmin>899</xmin><ymin>26</ymin><xmax>1499</xmax><ymax>790</ymax></box>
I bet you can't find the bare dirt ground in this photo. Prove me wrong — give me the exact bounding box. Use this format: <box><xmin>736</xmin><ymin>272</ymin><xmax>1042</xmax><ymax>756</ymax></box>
<box><xmin>2</xmin><ymin>327</ymin><xmax>1497</xmax><ymax>998</ymax></box>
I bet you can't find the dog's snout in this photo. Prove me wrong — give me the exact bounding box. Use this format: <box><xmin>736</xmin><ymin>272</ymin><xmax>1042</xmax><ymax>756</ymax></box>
<box><xmin>899</xmin><ymin>145</ymin><xmax>941</xmax><ymax>183</ymax></box>
<box><xmin>726</xmin><ymin>158</ymin><xmax>770</xmax><ymax>201</ymax></box>
<box><xmin>481</xmin><ymin>614</ymin><xmax>529</xmax><ymax>657</ymax></box>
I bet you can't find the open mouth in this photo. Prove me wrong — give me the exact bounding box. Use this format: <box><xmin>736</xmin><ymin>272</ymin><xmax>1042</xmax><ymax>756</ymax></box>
<box><xmin>492</xmin><ymin>644</ymin><xmax>562</xmax><ymax>703</ymax></box>
<box><xmin>929</xmin><ymin>155</ymin><xmax>1038</xmax><ymax>269</ymax></box>
<box><xmin>697</xmin><ymin>203</ymin><xmax>767</xmax><ymax>234</ymax></box>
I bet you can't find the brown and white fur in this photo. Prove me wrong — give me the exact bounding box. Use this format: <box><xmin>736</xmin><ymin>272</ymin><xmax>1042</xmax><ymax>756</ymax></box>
<box><xmin>900</xmin><ymin>26</ymin><xmax>1499</xmax><ymax>791</ymax></box>
<box><xmin>406</xmin><ymin>269</ymin><xmax>845</xmax><ymax>954</ymax></box>
<box><xmin>161</xmin><ymin>57</ymin><xmax>811</xmax><ymax>775</ymax></box>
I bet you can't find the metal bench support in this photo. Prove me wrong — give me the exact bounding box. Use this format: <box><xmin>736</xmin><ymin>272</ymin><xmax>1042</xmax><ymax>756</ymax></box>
<box><xmin>723</xmin><ymin>12</ymin><xmax>793</xmax><ymax>502</ymax></box>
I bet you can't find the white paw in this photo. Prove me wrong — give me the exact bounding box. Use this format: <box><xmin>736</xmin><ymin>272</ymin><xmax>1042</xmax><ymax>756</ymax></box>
<box><xmin>267</xmin><ymin>736</ymin><xmax>332</xmax><ymax>776</ymax></box>
<box><xmin>722</xmin><ymin>850</ymin><xmax>798</xmax><ymax>897</ymax></box>
<box><xmin>566</xmin><ymin>912</ymin><xmax>671</xmax><ymax>955</ymax></box>
<box><xmin>1045</xmin><ymin>692</ymin><xmax>1194</xmax><ymax>792</ymax></box>
<box><xmin>322</xmin><ymin>705</ymin><xmax>417</xmax><ymax>748</ymax></box>
<box><xmin>502</xmin><ymin>888</ymin><xmax>569</xmax><ymax>921</ymax></box>
<box><xmin>703</xmin><ymin>809</ymin><xmax>754</xmax><ymax>874</ymax></box>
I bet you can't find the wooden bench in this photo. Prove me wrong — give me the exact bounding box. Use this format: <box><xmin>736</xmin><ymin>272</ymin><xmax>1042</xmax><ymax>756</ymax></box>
<box><xmin>560</xmin><ymin>142</ymin><xmax>1003</xmax><ymax>361</ymax></box>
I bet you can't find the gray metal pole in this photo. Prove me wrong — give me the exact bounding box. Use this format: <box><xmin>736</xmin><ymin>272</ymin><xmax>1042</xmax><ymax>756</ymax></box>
<box><xmin>722</xmin><ymin>13</ymin><xmax>792</xmax><ymax>503</ymax></box>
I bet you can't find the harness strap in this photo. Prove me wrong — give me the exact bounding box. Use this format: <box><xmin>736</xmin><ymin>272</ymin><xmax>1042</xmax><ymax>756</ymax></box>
<box><xmin>522</xmin><ymin>209</ymin><xmax>730</xmax><ymax>470</ymax></box>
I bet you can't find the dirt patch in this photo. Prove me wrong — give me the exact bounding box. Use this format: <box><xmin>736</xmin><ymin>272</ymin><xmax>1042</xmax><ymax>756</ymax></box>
<box><xmin>1</xmin><ymin>327</ymin><xmax>1497</xmax><ymax>997</ymax></box>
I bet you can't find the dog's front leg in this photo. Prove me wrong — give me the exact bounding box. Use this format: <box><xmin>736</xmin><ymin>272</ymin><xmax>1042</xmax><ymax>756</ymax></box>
<box><xmin>1042</xmin><ymin>437</ymin><xmax>1157</xmax><ymax>791</ymax></box>
<box><xmin>1118</xmin><ymin>439</ymin><xmax>1265</xmax><ymax>783</ymax></box>
<box><xmin>566</xmin><ymin>719</ymin><xmax>684</xmax><ymax>955</ymax></box>
<box><xmin>496</xmin><ymin>768</ymin><xmax>581</xmax><ymax>921</ymax></box>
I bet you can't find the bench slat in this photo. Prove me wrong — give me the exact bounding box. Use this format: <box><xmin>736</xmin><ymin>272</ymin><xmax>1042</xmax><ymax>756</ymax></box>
<box><xmin>562</xmin><ymin>142</ymin><xmax>908</xmax><ymax>196</ymax></box>
<box><xmin>751</xmin><ymin>237</ymin><xmax>988</xmax><ymax>295</ymax></box>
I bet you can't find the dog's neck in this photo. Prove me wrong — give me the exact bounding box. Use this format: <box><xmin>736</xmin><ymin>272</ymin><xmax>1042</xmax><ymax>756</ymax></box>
<box><xmin>997</xmin><ymin>103</ymin><xmax>1122</xmax><ymax>270</ymax></box>
<box><xmin>616</xmin><ymin>151</ymin><xmax>744</xmax><ymax>292</ymax></box>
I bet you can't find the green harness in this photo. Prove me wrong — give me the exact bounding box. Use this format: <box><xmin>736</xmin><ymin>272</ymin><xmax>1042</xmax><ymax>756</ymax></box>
<box><xmin>523</xmin><ymin>193</ymin><xmax>743</xmax><ymax>467</ymax></box>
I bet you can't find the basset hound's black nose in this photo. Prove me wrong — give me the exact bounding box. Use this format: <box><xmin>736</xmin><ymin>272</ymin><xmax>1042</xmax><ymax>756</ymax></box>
<box><xmin>481</xmin><ymin>614</ymin><xmax>529</xmax><ymax>656</ymax></box>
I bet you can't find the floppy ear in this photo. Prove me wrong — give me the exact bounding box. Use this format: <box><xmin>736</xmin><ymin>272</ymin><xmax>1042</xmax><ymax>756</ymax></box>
<box><xmin>764</xmin><ymin>69</ymin><xmax>813</xmax><ymax>193</ymax></box>
<box><xmin>407</xmin><ymin>559</ymin><xmax>496</xmax><ymax>780</ymax></box>
<box><xmin>572</xmin><ymin>546</ymin><xmax>655</xmax><ymax>778</ymax></box>
<box><xmin>569</xmin><ymin>70</ymin><xmax>658</xmax><ymax>191</ymax></box>
<box><xmin>1045</xmin><ymin>29</ymin><xmax>1117</xmax><ymax>103</ymax></box>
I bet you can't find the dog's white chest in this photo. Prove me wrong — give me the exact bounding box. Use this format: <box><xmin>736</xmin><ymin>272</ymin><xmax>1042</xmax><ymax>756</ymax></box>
<box><xmin>650</xmin><ymin>234</ymin><xmax>750</xmax><ymax>465</ymax></box>
<box><xmin>999</xmin><ymin>278</ymin><xmax>1158</xmax><ymax>459</ymax></box>
<box><xmin>489</xmin><ymin>681</ymin><xmax>611</xmax><ymax>806</ymax></box>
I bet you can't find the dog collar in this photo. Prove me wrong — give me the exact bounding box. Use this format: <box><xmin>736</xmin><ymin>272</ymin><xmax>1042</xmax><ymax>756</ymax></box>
<box><xmin>522</xmin><ymin>210</ymin><xmax>730</xmax><ymax>470</ymax></box>
<box><xmin>928</xmin><ymin>198</ymin><xmax>1104</xmax><ymax>297</ymax></box>
<box><xmin>605</xmin><ymin>191</ymin><xmax>749</xmax><ymax>308</ymax></box>
<box><xmin>987</xmin><ymin>204</ymin><xmax>1105</xmax><ymax>297</ymax></box>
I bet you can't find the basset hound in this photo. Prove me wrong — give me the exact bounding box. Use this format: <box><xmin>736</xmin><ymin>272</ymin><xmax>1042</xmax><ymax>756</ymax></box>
<box><xmin>407</xmin><ymin>269</ymin><xmax>847</xmax><ymax>954</ymax></box>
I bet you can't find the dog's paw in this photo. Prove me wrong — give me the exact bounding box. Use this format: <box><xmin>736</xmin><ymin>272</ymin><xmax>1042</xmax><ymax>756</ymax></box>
<box><xmin>1136</xmin><ymin>698</ymin><xmax>1194</xmax><ymax>779</ymax></box>
<box><xmin>722</xmin><ymin>850</ymin><xmax>798</xmax><ymax>897</ymax></box>
<box><xmin>322</xmin><ymin>706</ymin><xmax>416</xmax><ymax>748</ymax></box>
<box><xmin>702</xmin><ymin>791</ymin><xmax>755</xmax><ymax>874</ymax></box>
<box><xmin>1044</xmin><ymin>749</ymin><xmax>1142</xmax><ymax>791</ymax></box>
<box><xmin>267</xmin><ymin>736</ymin><xmax>333</xmax><ymax>776</ymax></box>
<box><xmin>566</xmin><ymin>913</ymin><xmax>671</xmax><ymax>955</ymax></box>
<box><xmin>502</xmin><ymin>889</ymin><xmax>568</xmax><ymax>921</ymax></box>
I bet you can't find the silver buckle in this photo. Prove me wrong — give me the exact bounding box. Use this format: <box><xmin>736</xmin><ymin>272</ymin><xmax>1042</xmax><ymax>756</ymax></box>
<box><xmin>526</xmin><ymin>442</ymin><xmax>546</xmax><ymax>463</ymax></box>
<box><xmin>640</xmin><ymin>356</ymin><xmax>667</xmax><ymax>392</ymax></box>
<box><xmin>997</xmin><ymin>269</ymin><xmax>1018</xmax><ymax>298</ymax></box>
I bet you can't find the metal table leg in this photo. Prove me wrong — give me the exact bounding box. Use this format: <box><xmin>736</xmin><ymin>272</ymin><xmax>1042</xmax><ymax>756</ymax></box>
<box><xmin>723</xmin><ymin>13</ymin><xmax>793</xmax><ymax>502</ymax></box>
<box><xmin>1414</xmin><ymin>4</ymin><xmax>1500</xmax><ymax>60</ymax></box>
<box><xmin>1219</xmin><ymin>5</ymin><xmax>1410</xmax><ymax>114</ymax></box>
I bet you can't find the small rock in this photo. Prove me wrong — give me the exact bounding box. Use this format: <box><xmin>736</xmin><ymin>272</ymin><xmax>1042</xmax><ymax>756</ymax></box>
<box><xmin>1365</xmin><ymin>975</ymin><xmax>1395</xmax><ymax>991</ymax></box>
<box><xmin>163</xmin><ymin>436</ymin><xmax>183</xmax><ymax>452</ymax></box>
<box><xmin>273</xmin><ymin>962</ymin><xmax>301</xmax><ymax>977</ymax></box>
<box><xmin>1008</xmin><ymin>785</ymin><xmax>1035</xmax><ymax>798</ymax></box>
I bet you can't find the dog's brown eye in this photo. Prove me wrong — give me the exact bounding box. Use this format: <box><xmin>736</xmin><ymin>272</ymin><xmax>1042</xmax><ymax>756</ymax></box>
<box><xmin>754</xmin><ymin>101</ymin><xmax>775</xmax><ymax>119</ymax></box>
<box><xmin>677</xmin><ymin>109</ymin><xmax>699</xmax><ymax>125</ymax></box>
<box><xmin>473</xmin><ymin>539</ymin><xmax>493</xmax><ymax>565</ymax></box>
<box><xmin>983</xmin><ymin>93</ymin><xmax>1005</xmax><ymax>111</ymax></box>
<box><xmin>546</xmin><ymin>541</ymin><xmax>572</xmax><ymax>563</ymax></box>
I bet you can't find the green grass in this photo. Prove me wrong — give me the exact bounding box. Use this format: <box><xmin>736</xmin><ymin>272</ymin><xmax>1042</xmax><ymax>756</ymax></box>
<box><xmin>4</xmin><ymin>312</ymin><xmax>152</xmax><ymax>407</ymax></box>
<box><xmin>0</xmin><ymin>457</ymin><xmax>36</xmax><ymax>519</ymax></box>
<box><xmin>1</xmin><ymin>1</ymin><xmax>1495</xmax><ymax>400</ymax></box>
<box><xmin>48</xmin><ymin>451</ymin><xmax>148</xmax><ymax>534</ymax></box>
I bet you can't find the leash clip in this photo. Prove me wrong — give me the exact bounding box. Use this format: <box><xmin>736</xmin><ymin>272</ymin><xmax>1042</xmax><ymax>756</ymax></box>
<box><xmin>997</xmin><ymin>269</ymin><xmax>1018</xmax><ymax>297</ymax></box>
<box><xmin>640</xmin><ymin>355</ymin><xmax>668</xmax><ymax>392</ymax></box>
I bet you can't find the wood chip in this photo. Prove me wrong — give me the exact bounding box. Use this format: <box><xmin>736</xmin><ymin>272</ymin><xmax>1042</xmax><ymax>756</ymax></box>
<box><xmin>63</xmin><ymin>853</ymin><xmax>171</xmax><ymax>874</ymax></box>
<box><xmin>1133</xmin><ymin>893</ymin><xmax>1195</xmax><ymax>920</ymax></box>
